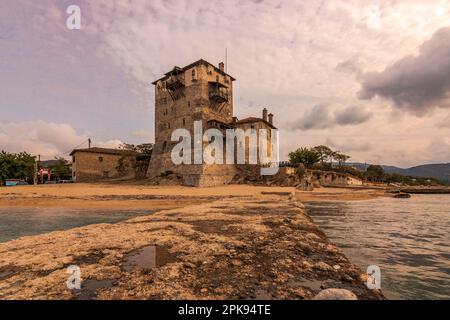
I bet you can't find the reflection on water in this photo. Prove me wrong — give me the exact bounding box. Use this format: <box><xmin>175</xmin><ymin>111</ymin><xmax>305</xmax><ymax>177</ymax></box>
<box><xmin>0</xmin><ymin>207</ymin><xmax>154</xmax><ymax>243</ymax></box>
<box><xmin>305</xmin><ymin>195</ymin><xmax>450</xmax><ymax>300</ymax></box>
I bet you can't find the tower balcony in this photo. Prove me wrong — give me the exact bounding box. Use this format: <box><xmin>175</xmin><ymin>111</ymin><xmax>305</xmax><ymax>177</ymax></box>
<box><xmin>166</xmin><ymin>75</ymin><xmax>185</xmax><ymax>90</ymax></box>
<box><xmin>209</xmin><ymin>90</ymin><xmax>229</xmax><ymax>103</ymax></box>
<box><xmin>208</xmin><ymin>81</ymin><xmax>229</xmax><ymax>103</ymax></box>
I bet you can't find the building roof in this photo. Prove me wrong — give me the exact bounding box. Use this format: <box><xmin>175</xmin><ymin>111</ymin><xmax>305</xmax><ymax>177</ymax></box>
<box><xmin>236</xmin><ymin>117</ymin><xmax>277</xmax><ymax>129</ymax></box>
<box><xmin>39</xmin><ymin>160</ymin><xmax>67</xmax><ymax>167</ymax></box>
<box><xmin>152</xmin><ymin>59</ymin><xmax>236</xmax><ymax>85</ymax></box>
<box><xmin>69</xmin><ymin>147</ymin><xmax>139</xmax><ymax>156</ymax></box>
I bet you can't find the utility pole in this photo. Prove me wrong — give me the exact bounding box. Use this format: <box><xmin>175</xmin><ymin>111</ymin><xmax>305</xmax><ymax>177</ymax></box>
<box><xmin>38</xmin><ymin>155</ymin><xmax>41</xmax><ymax>184</ymax></box>
<box><xmin>225</xmin><ymin>48</ymin><xmax>228</xmax><ymax>73</ymax></box>
<box><xmin>88</xmin><ymin>138</ymin><xmax>91</xmax><ymax>149</ymax></box>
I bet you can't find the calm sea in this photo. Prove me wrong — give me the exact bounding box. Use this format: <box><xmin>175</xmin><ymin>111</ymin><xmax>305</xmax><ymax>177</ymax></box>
<box><xmin>305</xmin><ymin>195</ymin><xmax>450</xmax><ymax>300</ymax></box>
<box><xmin>0</xmin><ymin>208</ymin><xmax>153</xmax><ymax>243</ymax></box>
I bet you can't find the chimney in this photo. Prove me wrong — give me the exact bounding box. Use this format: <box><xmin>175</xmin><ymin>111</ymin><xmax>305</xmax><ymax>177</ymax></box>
<box><xmin>219</xmin><ymin>62</ymin><xmax>225</xmax><ymax>72</ymax></box>
<box><xmin>268</xmin><ymin>113</ymin><xmax>273</xmax><ymax>125</ymax></box>
<box><xmin>262</xmin><ymin>108</ymin><xmax>268</xmax><ymax>122</ymax></box>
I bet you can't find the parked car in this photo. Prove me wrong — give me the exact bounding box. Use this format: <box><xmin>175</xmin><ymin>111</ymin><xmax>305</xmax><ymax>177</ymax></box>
<box><xmin>58</xmin><ymin>180</ymin><xmax>73</xmax><ymax>184</ymax></box>
<box><xmin>4</xmin><ymin>180</ymin><xmax>29</xmax><ymax>186</ymax></box>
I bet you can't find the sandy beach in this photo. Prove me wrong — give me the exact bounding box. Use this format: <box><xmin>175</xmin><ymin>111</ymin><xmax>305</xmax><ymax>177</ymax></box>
<box><xmin>0</xmin><ymin>183</ymin><xmax>388</xmax><ymax>209</ymax></box>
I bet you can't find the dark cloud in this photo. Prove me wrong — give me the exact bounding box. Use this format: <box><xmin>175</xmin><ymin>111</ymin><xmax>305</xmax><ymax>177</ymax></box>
<box><xmin>335</xmin><ymin>105</ymin><xmax>372</xmax><ymax>125</ymax></box>
<box><xmin>358</xmin><ymin>27</ymin><xmax>450</xmax><ymax>115</ymax></box>
<box><xmin>335</xmin><ymin>56</ymin><xmax>363</xmax><ymax>77</ymax></box>
<box><xmin>292</xmin><ymin>104</ymin><xmax>372</xmax><ymax>130</ymax></box>
<box><xmin>293</xmin><ymin>103</ymin><xmax>334</xmax><ymax>130</ymax></box>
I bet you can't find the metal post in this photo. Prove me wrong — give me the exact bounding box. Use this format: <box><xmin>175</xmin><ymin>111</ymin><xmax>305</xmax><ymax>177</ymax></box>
<box><xmin>34</xmin><ymin>156</ymin><xmax>38</xmax><ymax>185</ymax></box>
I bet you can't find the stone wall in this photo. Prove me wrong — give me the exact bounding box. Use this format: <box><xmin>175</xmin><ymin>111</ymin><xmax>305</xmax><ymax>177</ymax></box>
<box><xmin>72</xmin><ymin>152</ymin><xmax>135</xmax><ymax>182</ymax></box>
<box><xmin>308</xmin><ymin>170</ymin><xmax>363</xmax><ymax>187</ymax></box>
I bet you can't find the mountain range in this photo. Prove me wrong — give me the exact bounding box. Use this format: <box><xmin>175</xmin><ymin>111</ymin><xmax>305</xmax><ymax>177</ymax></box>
<box><xmin>348</xmin><ymin>162</ymin><xmax>450</xmax><ymax>182</ymax></box>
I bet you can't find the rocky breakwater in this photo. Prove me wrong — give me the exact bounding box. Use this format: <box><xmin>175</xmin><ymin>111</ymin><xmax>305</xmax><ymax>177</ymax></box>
<box><xmin>0</xmin><ymin>192</ymin><xmax>383</xmax><ymax>300</ymax></box>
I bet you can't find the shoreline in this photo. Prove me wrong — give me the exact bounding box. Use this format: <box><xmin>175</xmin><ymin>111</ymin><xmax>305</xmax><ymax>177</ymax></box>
<box><xmin>0</xmin><ymin>184</ymin><xmax>384</xmax><ymax>300</ymax></box>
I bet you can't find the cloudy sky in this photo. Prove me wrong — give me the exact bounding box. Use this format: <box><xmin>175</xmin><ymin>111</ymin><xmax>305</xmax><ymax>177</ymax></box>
<box><xmin>1</xmin><ymin>0</ymin><xmax>450</xmax><ymax>167</ymax></box>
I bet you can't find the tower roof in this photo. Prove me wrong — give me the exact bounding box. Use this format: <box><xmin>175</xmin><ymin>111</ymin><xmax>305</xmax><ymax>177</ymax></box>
<box><xmin>152</xmin><ymin>59</ymin><xmax>236</xmax><ymax>85</ymax></box>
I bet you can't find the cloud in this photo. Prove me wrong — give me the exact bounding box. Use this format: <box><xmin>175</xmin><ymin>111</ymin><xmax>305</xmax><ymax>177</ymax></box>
<box><xmin>335</xmin><ymin>105</ymin><xmax>373</xmax><ymax>125</ymax></box>
<box><xmin>325</xmin><ymin>138</ymin><xmax>372</xmax><ymax>153</ymax></box>
<box><xmin>358</xmin><ymin>27</ymin><xmax>450</xmax><ymax>115</ymax></box>
<box><xmin>291</xmin><ymin>104</ymin><xmax>372</xmax><ymax>130</ymax></box>
<box><xmin>131</xmin><ymin>130</ymin><xmax>154</xmax><ymax>142</ymax></box>
<box><xmin>335</xmin><ymin>56</ymin><xmax>363</xmax><ymax>78</ymax></box>
<box><xmin>0</xmin><ymin>120</ymin><xmax>123</xmax><ymax>160</ymax></box>
<box><xmin>292</xmin><ymin>104</ymin><xmax>334</xmax><ymax>130</ymax></box>
<box><xmin>438</xmin><ymin>115</ymin><xmax>450</xmax><ymax>128</ymax></box>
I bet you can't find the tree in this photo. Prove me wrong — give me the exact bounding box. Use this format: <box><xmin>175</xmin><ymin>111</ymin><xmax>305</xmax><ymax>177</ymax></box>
<box><xmin>289</xmin><ymin>147</ymin><xmax>320</xmax><ymax>168</ymax></box>
<box><xmin>0</xmin><ymin>151</ymin><xmax>35</xmax><ymax>183</ymax></box>
<box><xmin>335</xmin><ymin>153</ymin><xmax>351</xmax><ymax>167</ymax></box>
<box><xmin>119</xmin><ymin>143</ymin><xmax>153</xmax><ymax>156</ymax></box>
<box><xmin>364</xmin><ymin>165</ymin><xmax>384</xmax><ymax>182</ymax></box>
<box><xmin>312</xmin><ymin>145</ymin><xmax>333</xmax><ymax>165</ymax></box>
<box><xmin>49</xmin><ymin>158</ymin><xmax>71</xmax><ymax>179</ymax></box>
<box><xmin>117</xmin><ymin>143</ymin><xmax>154</xmax><ymax>176</ymax></box>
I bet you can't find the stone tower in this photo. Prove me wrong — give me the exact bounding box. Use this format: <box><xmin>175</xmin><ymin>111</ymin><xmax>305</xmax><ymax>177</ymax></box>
<box><xmin>147</xmin><ymin>59</ymin><xmax>237</xmax><ymax>186</ymax></box>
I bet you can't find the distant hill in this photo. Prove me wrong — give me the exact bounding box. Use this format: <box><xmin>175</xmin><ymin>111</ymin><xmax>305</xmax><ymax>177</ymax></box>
<box><xmin>348</xmin><ymin>162</ymin><xmax>450</xmax><ymax>182</ymax></box>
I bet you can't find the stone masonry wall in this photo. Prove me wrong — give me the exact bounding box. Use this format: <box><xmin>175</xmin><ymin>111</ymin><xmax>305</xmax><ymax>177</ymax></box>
<box><xmin>72</xmin><ymin>152</ymin><xmax>135</xmax><ymax>182</ymax></box>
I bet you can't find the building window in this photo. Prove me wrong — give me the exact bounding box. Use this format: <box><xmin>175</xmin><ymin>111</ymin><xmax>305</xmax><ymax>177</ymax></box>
<box><xmin>183</xmin><ymin>118</ymin><xmax>186</xmax><ymax>126</ymax></box>
<box><xmin>192</xmin><ymin>69</ymin><xmax>195</xmax><ymax>80</ymax></box>
<box><xmin>162</xmin><ymin>141</ymin><xmax>167</xmax><ymax>151</ymax></box>
<box><xmin>216</xmin><ymin>75</ymin><xmax>219</xmax><ymax>82</ymax></box>
<box><xmin>98</xmin><ymin>156</ymin><xmax>104</xmax><ymax>162</ymax></box>
<box><xmin>188</xmin><ymin>101</ymin><xmax>190</xmax><ymax>108</ymax></box>
<box><xmin>72</xmin><ymin>156</ymin><xmax>75</xmax><ymax>163</ymax></box>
